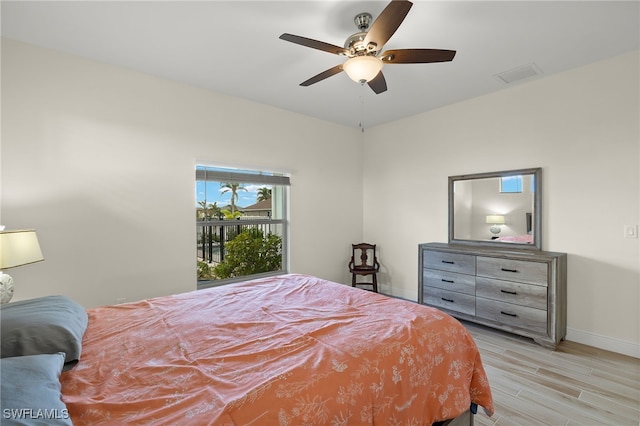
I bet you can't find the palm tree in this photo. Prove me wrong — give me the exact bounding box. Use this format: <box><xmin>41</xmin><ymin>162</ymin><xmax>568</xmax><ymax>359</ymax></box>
<box><xmin>220</xmin><ymin>182</ymin><xmax>247</xmax><ymax>214</ymax></box>
<box><xmin>198</xmin><ymin>201</ymin><xmax>220</xmax><ymax>220</ymax></box>
<box><xmin>257</xmin><ymin>187</ymin><xmax>272</xmax><ymax>202</ymax></box>
<box><xmin>221</xmin><ymin>209</ymin><xmax>243</xmax><ymax>220</ymax></box>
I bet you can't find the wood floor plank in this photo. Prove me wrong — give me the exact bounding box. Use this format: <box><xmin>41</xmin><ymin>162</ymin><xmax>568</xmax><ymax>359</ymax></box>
<box><xmin>579</xmin><ymin>389</ymin><xmax>640</xmax><ymax>424</ymax></box>
<box><xmin>590</xmin><ymin>367</ymin><xmax>640</xmax><ymax>394</ymax></box>
<box><xmin>479</xmin><ymin>350</ymin><xmax>539</xmax><ymax>375</ymax></box>
<box><xmin>502</xmin><ymin>348</ymin><xmax>592</xmax><ymax>376</ymax></box>
<box><xmin>551</xmin><ymin>343</ymin><xmax>640</xmax><ymax>379</ymax></box>
<box><xmin>536</xmin><ymin>367</ymin><xmax>640</xmax><ymax>408</ymax></box>
<box><xmin>508</xmin><ymin>368</ymin><xmax>582</xmax><ymax>399</ymax></box>
<box><xmin>516</xmin><ymin>388</ymin><xmax>622</xmax><ymax>425</ymax></box>
<box><xmin>482</xmin><ymin>388</ymin><xmax>569</xmax><ymax>425</ymax></box>
<box><xmin>474</xmin><ymin>338</ymin><xmax>507</xmax><ymax>356</ymax></box>
<box><xmin>481</xmin><ymin>366</ymin><xmax>527</xmax><ymax>397</ymax></box>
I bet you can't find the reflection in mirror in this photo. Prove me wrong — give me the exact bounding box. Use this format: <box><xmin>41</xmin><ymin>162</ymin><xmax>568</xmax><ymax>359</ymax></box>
<box><xmin>448</xmin><ymin>168</ymin><xmax>541</xmax><ymax>250</ymax></box>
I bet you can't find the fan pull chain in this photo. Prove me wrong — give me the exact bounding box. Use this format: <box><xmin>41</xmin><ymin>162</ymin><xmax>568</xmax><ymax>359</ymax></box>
<box><xmin>359</xmin><ymin>96</ymin><xmax>365</xmax><ymax>133</ymax></box>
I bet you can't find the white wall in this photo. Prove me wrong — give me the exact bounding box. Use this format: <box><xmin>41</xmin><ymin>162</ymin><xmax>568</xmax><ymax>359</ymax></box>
<box><xmin>1</xmin><ymin>39</ymin><xmax>363</xmax><ymax>308</ymax></box>
<box><xmin>363</xmin><ymin>51</ymin><xmax>640</xmax><ymax>357</ymax></box>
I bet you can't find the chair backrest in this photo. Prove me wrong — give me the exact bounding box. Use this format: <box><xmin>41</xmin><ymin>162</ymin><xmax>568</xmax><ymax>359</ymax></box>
<box><xmin>349</xmin><ymin>243</ymin><xmax>379</xmax><ymax>271</ymax></box>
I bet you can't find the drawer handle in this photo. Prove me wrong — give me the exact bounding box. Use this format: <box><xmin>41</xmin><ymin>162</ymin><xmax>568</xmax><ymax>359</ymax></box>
<box><xmin>501</xmin><ymin>268</ymin><xmax>519</xmax><ymax>273</ymax></box>
<box><xmin>441</xmin><ymin>279</ymin><xmax>454</xmax><ymax>283</ymax></box>
<box><xmin>441</xmin><ymin>297</ymin><xmax>455</xmax><ymax>303</ymax></box>
<box><xmin>442</xmin><ymin>260</ymin><xmax>455</xmax><ymax>264</ymax></box>
<box><xmin>500</xmin><ymin>311</ymin><xmax>518</xmax><ymax>317</ymax></box>
<box><xmin>500</xmin><ymin>289</ymin><xmax>517</xmax><ymax>295</ymax></box>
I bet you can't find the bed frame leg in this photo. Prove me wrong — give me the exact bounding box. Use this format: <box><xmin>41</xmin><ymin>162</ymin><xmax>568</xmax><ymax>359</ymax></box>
<box><xmin>434</xmin><ymin>406</ymin><xmax>476</xmax><ymax>426</ymax></box>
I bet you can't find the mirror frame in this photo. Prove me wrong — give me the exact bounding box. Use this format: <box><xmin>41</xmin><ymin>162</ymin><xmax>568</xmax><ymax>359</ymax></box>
<box><xmin>448</xmin><ymin>167</ymin><xmax>542</xmax><ymax>250</ymax></box>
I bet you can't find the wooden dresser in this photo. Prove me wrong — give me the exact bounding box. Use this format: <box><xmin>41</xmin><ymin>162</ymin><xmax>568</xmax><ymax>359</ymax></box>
<box><xmin>418</xmin><ymin>242</ymin><xmax>567</xmax><ymax>348</ymax></box>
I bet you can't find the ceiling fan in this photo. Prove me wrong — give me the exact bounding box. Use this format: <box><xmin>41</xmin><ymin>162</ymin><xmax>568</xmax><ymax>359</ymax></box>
<box><xmin>279</xmin><ymin>0</ymin><xmax>456</xmax><ymax>94</ymax></box>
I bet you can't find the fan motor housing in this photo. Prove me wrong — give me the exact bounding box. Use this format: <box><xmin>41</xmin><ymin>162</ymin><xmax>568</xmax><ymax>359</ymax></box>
<box><xmin>344</xmin><ymin>32</ymin><xmax>368</xmax><ymax>54</ymax></box>
<box><xmin>345</xmin><ymin>13</ymin><xmax>378</xmax><ymax>55</ymax></box>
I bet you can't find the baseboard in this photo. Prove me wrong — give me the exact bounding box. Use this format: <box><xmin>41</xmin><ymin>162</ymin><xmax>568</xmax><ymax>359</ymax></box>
<box><xmin>566</xmin><ymin>327</ymin><xmax>640</xmax><ymax>359</ymax></box>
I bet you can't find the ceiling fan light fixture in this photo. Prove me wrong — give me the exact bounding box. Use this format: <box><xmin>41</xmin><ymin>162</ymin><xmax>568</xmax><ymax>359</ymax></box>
<box><xmin>280</xmin><ymin>0</ymin><xmax>455</xmax><ymax>94</ymax></box>
<box><xmin>343</xmin><ymin>56</ymin><xmax>383</xmax><ymax>84</ymax></box>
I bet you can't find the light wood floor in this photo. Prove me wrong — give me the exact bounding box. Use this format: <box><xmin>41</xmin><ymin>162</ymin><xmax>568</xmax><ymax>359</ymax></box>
<box><xmin>462</xmin><ymin>322</ymin><xmax>640</xmax><ymax>426</ymax></box>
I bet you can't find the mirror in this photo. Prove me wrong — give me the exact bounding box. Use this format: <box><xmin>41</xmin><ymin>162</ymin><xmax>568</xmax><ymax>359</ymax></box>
<box><xmin>448</xmin><ymin>168</ymin><xmax>542</xmax><ymax>250</ymax></box>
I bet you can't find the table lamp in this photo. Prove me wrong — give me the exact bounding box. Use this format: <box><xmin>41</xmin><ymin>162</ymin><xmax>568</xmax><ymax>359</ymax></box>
<box><xmin>0</xmin><ymin>229</ymin><xmax>44</xmax><ymax>304</ymax></box>
<box><xmin>486</xmin><ymin>215</ymin><xmax>506</xmax><ymax>236</ymax></box>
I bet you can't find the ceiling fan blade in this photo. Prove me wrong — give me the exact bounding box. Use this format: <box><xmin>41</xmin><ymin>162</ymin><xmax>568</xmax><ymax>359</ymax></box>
<box><xmin>367</xmin><ymin>71</ymin><xmax>387</xmax><ymax>94</ymax></box>
<box><xmin>279</xmin><ymin>33</ymin><xmax>349</xmax><ymax>56</ymax></box>
<box><xmin>363</xmin><ymin>1</ymin><xmax>413</xmax><ymax>51</ymax></box>
<box><xmin>380</xmin><ymin>49</ymin><xmax>456</xmax><ymax>64</ymax></box>
<box><xmin>300</xmin><ymin>64</ymin><xmax>344</xmax><ymax>87</ymax></box>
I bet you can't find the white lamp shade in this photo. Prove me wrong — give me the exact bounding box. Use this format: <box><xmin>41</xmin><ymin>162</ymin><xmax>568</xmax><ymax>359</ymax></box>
<box><xmin>485</xmin><ymin>215</ymin><xmax>506</xmax><ymax>225</ymax></box>
<box><xmin>0</xmin><ymin>229</ymin><xmax>44</xmax><ymax>269</ymax></box>
<box><xmin>343</xmin><ymin>56</ymin><xmax>383</xmax><ymax>83</ymax></box>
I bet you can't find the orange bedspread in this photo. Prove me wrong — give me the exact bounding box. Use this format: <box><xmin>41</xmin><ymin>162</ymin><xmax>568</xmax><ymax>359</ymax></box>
<box><xmin>61</xmin><ymin>274</ymin><xmax>493</xmax><ymax>425</ymax></box>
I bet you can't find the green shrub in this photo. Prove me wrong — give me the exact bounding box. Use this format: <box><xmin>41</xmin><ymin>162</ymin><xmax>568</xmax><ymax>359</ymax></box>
<box><xmin>213</xmin><ymin>230</ymin><xmax>282</xmax><ymax>279</ymax></box>
<box><xmin>197</xmin><ymin>261</ymin><xmax>215</xmax><ymax>280</ymax></box>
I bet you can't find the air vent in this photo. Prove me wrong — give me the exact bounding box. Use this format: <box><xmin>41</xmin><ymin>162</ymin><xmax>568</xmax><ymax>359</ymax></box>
<box><xmin>495</xmin><ymin>63</ymin><xmax>543</xmax><ymax>84</ymax></box>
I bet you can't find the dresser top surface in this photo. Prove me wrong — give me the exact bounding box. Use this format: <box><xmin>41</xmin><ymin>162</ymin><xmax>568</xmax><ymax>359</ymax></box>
<box><xmin>419</xmin><ymin>242</ymin><xmax>566</xmax><ymax>260</ymax></box>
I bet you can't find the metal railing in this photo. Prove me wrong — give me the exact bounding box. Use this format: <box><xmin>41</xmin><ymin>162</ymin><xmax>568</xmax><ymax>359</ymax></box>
<box><xmin>196</xmin><ymin>218</ymin><xmax>284</xmax><ymax>266</ymax></box>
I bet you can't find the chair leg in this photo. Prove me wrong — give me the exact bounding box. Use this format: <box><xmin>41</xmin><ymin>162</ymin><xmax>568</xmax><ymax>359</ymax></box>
<box><xmin>372</xmin><ymin>273</ymin><xmax>378</xmax><ymax>293</ymax></box>
<box><xmin>351</xmin><ymin>273</ymin><xmax>356</xmax><ymax>287</ymax></box>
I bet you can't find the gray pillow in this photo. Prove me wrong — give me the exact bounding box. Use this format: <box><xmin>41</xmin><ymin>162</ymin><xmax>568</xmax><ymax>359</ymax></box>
<box><xmin>0</xmin><ymin>352</ymin><xmax>73</xmax><ymax>425</ymax></box>
<box><xmin>0</xmin><ymin>296</ymin><xmax>88</xmax><ymax>364</ymax></box>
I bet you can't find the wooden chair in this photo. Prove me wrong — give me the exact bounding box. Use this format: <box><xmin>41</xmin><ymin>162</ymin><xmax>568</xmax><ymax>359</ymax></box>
<box><xmin>348</xmin><ymin>243</ymin><xmax>380</xmax><ymax>292</ymax></box>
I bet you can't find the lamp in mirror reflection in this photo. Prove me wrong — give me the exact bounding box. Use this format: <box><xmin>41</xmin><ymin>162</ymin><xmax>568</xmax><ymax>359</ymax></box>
<box><xmin>486</xmin><ymin>215</ymin><xmax>506</xmax><ymax>236</ymax></box>
<box><xmin>0</xmin><ymin>229</ymin><xmax>44</xmax><ymax>304</ymax></box>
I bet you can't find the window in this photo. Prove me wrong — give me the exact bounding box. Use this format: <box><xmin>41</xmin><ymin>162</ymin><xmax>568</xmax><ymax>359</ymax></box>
<box><xmin>500</xmin><ymin>175</ymin><xmax>523</xmax><ymax>193</ymax></box>
<box><xmin>500</xmin><ymin>174</ymin><xmax>536</xmax><ymax>193</ymax></box>
<box><xmin>195</xmin><ymin>165</ymin><xmax>289</xmax><ymax>288</ymax></box>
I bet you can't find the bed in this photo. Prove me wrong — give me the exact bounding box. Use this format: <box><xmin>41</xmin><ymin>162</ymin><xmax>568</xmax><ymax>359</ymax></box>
<box><xmin>494</xmin><ymin>212</ymin><xmax>534</xmax><ymax>244</ymax></box>
<box><xmin>2</xmin><ymin>274</ymin><xmax>493</xmax><ymax>425</ymax></box>
<box><xmin>495</xmin><ymin>234</ymin><xmax>533</xmax><ymax>244</ymax></box>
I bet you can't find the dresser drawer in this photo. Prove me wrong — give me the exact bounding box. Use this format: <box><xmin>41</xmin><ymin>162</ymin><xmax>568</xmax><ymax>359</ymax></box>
<box><xmin>477</xmin><ymin>257</ymin><xmax>548</xmax><ymax>286</ymax></box>
<box><xmin>476</xmin><ymin>277</ymin><xmax>547</xmax><ymax>310</ymax></box>
<box><xmin>423</xmin><ymin>269</ymin><xmax>475</xmax><ymax>295</ymax></box>
<box><xmin>423</xmin><ymin>251</ymin><xmax>476</xmax><ymax>275</ymax></box>
<box><xmin>476</xmin><ymin>297</ymin><xmax>547</xmax><ymax>335</ymax></box>
<box><xmin>423</xmin><ymin>287</ymin><xmax>475</xmax><ymax>316</ymax></box>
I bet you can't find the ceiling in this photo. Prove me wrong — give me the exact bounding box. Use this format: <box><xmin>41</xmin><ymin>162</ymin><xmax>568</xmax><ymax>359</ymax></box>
<box><xmin>2</xmin><ymin>1</ymin><xmax>639</xmax><ymax>129</ymax></box>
